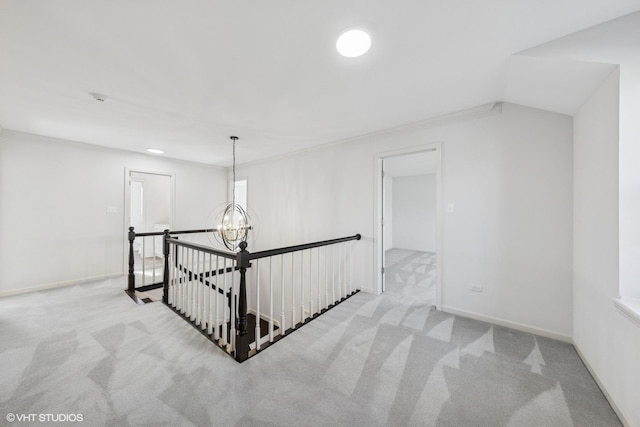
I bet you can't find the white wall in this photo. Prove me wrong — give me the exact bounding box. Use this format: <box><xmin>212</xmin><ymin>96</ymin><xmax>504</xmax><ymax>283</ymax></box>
<box><xmin>573</xmin><ymin>69</ymin><xmax>640</xmax><ymax>426</ymax></box>
<box><xmin>618</xmin><ymin>63</ymin><xmax>640</xmax><ymax>299</ymax></box>
<box><xmin>0</xmin><ymin>130</ymin><xmax>227</xmax><ymax>295</ymax></box>
<box><xmin>237</xmin><ymin>103</ymin><xmax>574</xmax><ymax>338</ymax></box>
<box><xmin>383</xmin><ymin>175</ymin><xmax>393</xmax><ymax>252</ymax></box>
<box><xmin>130</xmin><ymin>172</ymin><xmax>171</xmax><ymax>230</ymax></box>
<box><xmin>392</xmin><ymin>174</ymin><xmax>436</xmax><ymax>252</ymax></box>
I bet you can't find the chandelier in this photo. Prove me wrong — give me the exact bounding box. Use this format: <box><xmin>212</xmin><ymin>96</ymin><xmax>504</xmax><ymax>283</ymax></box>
<box><xmin>215</xmin><ymin>136</ymin><xmax>251</xmax><ymax>251</ymax></box>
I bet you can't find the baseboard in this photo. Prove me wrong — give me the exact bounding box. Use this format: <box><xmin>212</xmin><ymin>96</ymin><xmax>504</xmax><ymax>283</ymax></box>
<box><xmin>0</xmin><ymin>273</ymin><xmax>123</xmax><ymax>298</ymax></box>
<box><xmin>248</xmin><ymin>308</ymin><xmax>281</xmax><ymax>330</ymax></box>
<box><xmin>358</xmin><ymin>286</ymin><xmax>377</xmax><ymax>295</ymax></box>
<box><xmin>442</xmin><ymin>305</ymin><xmax>572</xmax><ymax>343</ymax></box>
<box><xmin>573</xmin><ymin>342</ymin><xmax>631</xmax><ymax>427</ymax></box>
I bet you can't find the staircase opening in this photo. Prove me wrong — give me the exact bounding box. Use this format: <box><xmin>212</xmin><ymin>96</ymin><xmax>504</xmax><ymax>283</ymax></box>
<box><xmin>126</xmin><ymin>228</ymin><xmax>361</xmax><ymax>362</ymax></box>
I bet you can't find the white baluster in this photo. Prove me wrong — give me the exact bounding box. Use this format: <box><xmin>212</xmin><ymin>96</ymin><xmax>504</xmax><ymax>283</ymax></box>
<box><xmin>195</xmin><ymin>251</ymin><xmax>201</xmax><ymax>326</ymax></box>
<box><xmin>208</xmin><ymin>253</ymin><xmax>213</xmax><ymax>335</ymax></box>
<box><xmin>190</xmin><ymin>249</ymin><xmax>196</xmax><ymax>322</ymax></box>
<box><xmin>325</xmin><ymin>245</ymin><xmax>329</xmax><ymax>310</ymax></box>
<box><xmin>186</xmin><ymin>248</ymin><xmax>191</xmax><ymax>317</ymax></box>
<box><xmin>152</xmin><ymin>237</ymin><xmax>156</xmax><ymax>284</ymax></box>
<box><xmin>280</xmin><ymin>254</ymin><xmax>285</xmax><ymax>336</ymax></box>
<box><xmin>201</xmin><ymin>252</ymin><xmax>206</xmax><ymax>323</ymax></box>
<box><xmin>193</xmin><ymin>251</ymin><xmax>202</xmax><ymax>326</ymax></box>
<box><xmin>332</xmin><ymin>245</ymin><xmax>336</xmax><ymax>306</ymax></box>
<box><xmin>174</xmin><ymin>245</ymin><xmax>180</xmax><ymax>307</ymax></box>
<box><xmin>196</xmin><ymin>251</ymin><xmax>201</xmax><ymax>326</ymax></box>
<box><xmin>178</xmin><ymin>246</ymin><xmax>183</xmax><ymax>313</ymax></box>
<box><xmin>291</xmin><ymin>252</ymin><xmax>296</xmax><ymax>329</ymax></box>
<box><xmin>309</xmin><ymin>249</ymin><xmax>313</xmax><ymax>318</ymax></box>
<box><xmin>344</xmin><ymin>243</ymin><xmax>348</xmax><ymax>297</ymax></box>
<box><xmin>222</xmin><ymin>258</ymin><xmax>228</xmax><ymax>346</ymax></box>
<box><xmin>202</xmin><ymin>251</ymin><xmax>207</xmax><ymax>329</ymax></box>
<box><xmin>337</xmin><ymin>243</ymin><xmax>344</xmax><ymax>300</ymax></box>
<box><xmin>168</xmin><ymin>243</ymin><xmax>173</xmax><ymax>305</ymax></box>
<box><xmin>340</xmin><ymin>243</ymin><xmax>344</xmax><ymax>300</ymax></box>
<box><xmin>300</xmin><ymin>250</ymin><xmax>305</xmax><ymax>324</ymax></box>
<box><xmin>141</xmin><ymin>238</ymin><xmax>146</xmax><ymax>286</ymax></box>
<box><xmin>255</xmin><ymin>260</ymin><xmax>261</xmax><ymax>351</ymax></box>
<box><xmin>190</xmin><ymin>248</ymin><xmax>195</xmax><ymax>320</ymax></box>
<box><xmin>181</xmin><ymin>246</ymin><xmax>187</xmax><ymax>314</ymax></box>
<box><xmin>317</xmin><ymin>247</ymin><xmax>321</xmax><ymax>315</ymax></box>
<box><xmin>269</xmin><ymin>256</ymin><xmax>274</xmax><ymax>342</ymax></box>
<box><xmin>349</xmin><ymin>241</ymin><xmax>353</xmax><ymax>294</ymax></box>
<box><xmin>214</xmin><ymin>255</ymin><xmax>220</xmax><ymax>340</ymax></box>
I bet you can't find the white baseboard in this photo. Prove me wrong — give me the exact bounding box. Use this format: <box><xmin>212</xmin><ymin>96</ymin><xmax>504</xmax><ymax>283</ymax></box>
<box><xmin>358</xmin><ymin>286</ymin><xmax>377</xmax><ymax>295</ymax></box>
<box><xmin>0</xmin><ymin>273</ymin><xmax>123</xmax><ymax>298</ymax></box>
<box><xmin>247</xmin><ymin>308</ymin><xmax>281</xmax><ymax>330</ymax></box>
<box><xmin>573</xmin><ymin>342</ymin><xmax>631</xmax><ymax>427</ymax></box>
<box><xmin>442</xmin><ymin>305</ymin><xmax>572</xmax><ymax>343</ymax></box>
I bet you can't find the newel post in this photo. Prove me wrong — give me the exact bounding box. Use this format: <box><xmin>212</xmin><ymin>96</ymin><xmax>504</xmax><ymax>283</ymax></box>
<box><xmin>162</xmin><ymin>229</ymin><xmax>170</xmax><ymax>304</ymax></box>
<box><xmin>127</xmin><ymin>227</ymin><xmax>136</xmax><ymax>293</ymax></box>
<box><xmin>235</xmin><ymin>241</ymin><xmax>251</xmax><ymax>362</ymax></box>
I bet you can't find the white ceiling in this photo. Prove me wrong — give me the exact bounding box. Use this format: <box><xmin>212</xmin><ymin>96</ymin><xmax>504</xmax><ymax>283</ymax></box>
<box><xmin>0</xmin><ymin>1</ymin><xmax>638</xmax><ymax>166</ymax></box>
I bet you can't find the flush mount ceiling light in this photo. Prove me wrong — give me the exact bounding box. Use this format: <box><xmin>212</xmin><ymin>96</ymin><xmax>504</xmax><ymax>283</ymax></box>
<box><xmin>336</xmin><ymin>29</ymin><xmax>371</xmax><ymax>58</ymax></box>
<box><xmin>146</xmin><ymin>148</ymin><xmax>164</xmax><ymax>154</ymax></box>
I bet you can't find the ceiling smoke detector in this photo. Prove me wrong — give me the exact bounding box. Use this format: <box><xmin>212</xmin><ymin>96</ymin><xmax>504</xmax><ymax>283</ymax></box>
<box><xmin>89</xmin><ymin>92</ymin><xmax>108</xmax><ymax>102</ymax></box>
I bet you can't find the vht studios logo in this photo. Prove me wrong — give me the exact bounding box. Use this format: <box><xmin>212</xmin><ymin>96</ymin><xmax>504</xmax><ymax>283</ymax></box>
<box><xmin>6</xmin><ymin>413</ymin><xmax>84</xmax><ymax>423</ymax></box>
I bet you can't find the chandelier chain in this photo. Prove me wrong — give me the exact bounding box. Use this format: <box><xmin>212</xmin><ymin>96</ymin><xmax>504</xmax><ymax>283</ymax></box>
<box><xmin>231</xmin><ymin>136</ymin><xmax>237</xmax><ymax>207</ymax></box>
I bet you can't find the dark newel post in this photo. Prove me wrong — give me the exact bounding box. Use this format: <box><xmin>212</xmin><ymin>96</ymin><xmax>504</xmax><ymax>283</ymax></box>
<box><xmin>174</xmin><ymin>236</ymin><xmax>179</xmax><ymax>269</ymax></box>
<box><xmin>162</xmin><ymin>229</ymin><xmax>170</xmax><ymax>304</ymax></box>
<box><xmin>127</xmin><ymin>227</ymin><xmax>136</xmax><ymax>293</ymax></box>
<box><xmin>235</xmin><ymin>241</ymin><xmax>250</xmax><ymax>362</ymax></box>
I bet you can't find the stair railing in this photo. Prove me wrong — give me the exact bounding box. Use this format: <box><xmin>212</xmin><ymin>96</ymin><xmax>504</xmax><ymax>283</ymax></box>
<box><xmin>245</xmin><ymin>234</ymin><xmax>362</xmax><ymax>357</ymax></box>
<box><xmin>126</xmin><ymin>227</ymin><xmax>217</xmax><ymax>300</ymax></box>
<box><xmin>162</xmin><ymin>232</ymin><xmax>361</xmax><ymax>362</ymax></box>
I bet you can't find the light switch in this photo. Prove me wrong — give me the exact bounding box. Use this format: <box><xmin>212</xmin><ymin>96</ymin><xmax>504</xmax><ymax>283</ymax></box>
<box><xmin>447</xmin><ymin>203</ymin><xmax>455</xmax><ymax>213</ymax></box>
<box><xmin>107</xmin><ymin>206</ymin><xmax>117</xmax><ymax>214</ymax></box>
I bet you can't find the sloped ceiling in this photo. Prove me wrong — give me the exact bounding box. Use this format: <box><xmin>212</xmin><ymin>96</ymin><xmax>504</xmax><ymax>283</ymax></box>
<box><xmin>0</xmin><ymin>1</ymin><xmax>638</xmax><ymax>166</ymax></box>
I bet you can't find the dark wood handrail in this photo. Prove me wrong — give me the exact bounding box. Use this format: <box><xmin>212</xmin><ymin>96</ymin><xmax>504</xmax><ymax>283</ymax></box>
<box><xmin>248</xmin><ymin>234</ymin><xmax>361</xmax><ymax>260</ymax></box>
<box><xmin>134</xmin><ymin>228</ymin><xmax>218</xmax><ymax>237</ymax></box>
<box><xmin>165</xmin><ymin>237</ymin><xmax>237</xmax><ymax>260</ymax></box>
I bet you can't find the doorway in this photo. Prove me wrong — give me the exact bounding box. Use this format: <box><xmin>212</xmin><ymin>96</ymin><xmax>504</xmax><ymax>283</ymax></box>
<box><xmin>124</xmin><ymin>169</ymin><xmax>175</xmax><ymax>290</ymax></box>
<box><xmin>376</xmin><ymin>145</ymin><xmax>442</xmax><ymax>309</ymax></box>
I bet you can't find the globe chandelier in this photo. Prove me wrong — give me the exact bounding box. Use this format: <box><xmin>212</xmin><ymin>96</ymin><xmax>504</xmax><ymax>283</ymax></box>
<box><xmin>215</xmin><ymin>136</ymin><xmax>251</xmax><ymax>251</ymax></box>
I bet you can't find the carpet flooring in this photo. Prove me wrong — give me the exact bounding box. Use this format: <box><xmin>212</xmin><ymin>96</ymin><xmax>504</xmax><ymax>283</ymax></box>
<box><xmin>0</xmin><ymin>250</ymin><xmax>621</xmax><ymax>426</ymax></box>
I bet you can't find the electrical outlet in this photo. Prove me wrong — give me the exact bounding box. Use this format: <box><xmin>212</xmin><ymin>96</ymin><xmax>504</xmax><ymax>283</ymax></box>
<box><xmin>106</xmin><ymin>206</ymin><xmax>117</xmax><ymax>214</ymax></box>
<box><xmin>469</xmin><ymin>284</ymin><xmax>483</xmax><ymax>293</ymax></box>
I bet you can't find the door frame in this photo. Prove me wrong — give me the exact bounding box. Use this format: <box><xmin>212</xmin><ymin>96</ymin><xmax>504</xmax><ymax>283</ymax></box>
<box><xmin>123</xmin><ymin>168</ymin><xmax>176</xmax><ymax>274</ymax></box>
<box><xmin>374</xmin><ymin>143</ymin><xmax>443</xmax><ymax>310</ymax></box>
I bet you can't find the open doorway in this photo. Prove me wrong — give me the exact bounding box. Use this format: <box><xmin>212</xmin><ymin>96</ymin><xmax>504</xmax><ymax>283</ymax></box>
<box><xmin>376</xmin><ymin>145</ymin><xmax>442</xmax><ymax>309</ymax></box>
<box><xmin>124</xmin><ymin>170</ymin><xmax>174</xmax><ymax>299</ymax></box>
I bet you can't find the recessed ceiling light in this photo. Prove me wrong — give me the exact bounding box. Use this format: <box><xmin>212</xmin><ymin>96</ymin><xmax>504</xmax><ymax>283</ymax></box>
<box><xmin>146</xmin><ymin>148</ymin><xmax>164</xmax><ymax>154</ymax></box>
<box><xmin>336</xmin><ymin>29</ymin><xmax>371</xmax><ymax>58</ymax></box>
